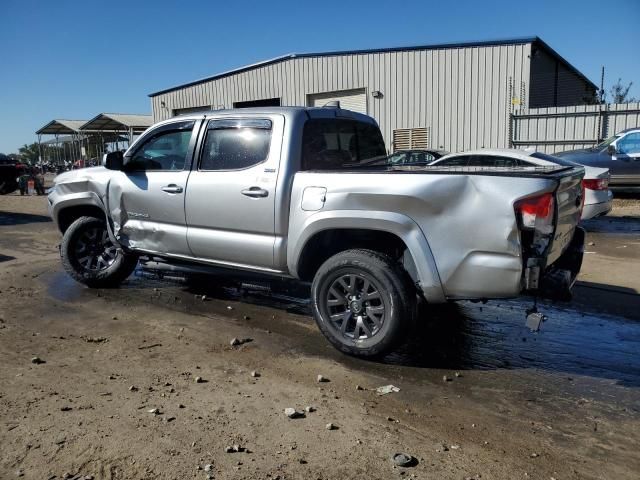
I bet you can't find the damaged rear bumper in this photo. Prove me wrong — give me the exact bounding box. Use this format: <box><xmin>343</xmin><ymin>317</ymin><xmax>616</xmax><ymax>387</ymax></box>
<box><xmin>524</xmin><ymin>226</ymin><xmax>585</xmax><ymax>301</ymax></box>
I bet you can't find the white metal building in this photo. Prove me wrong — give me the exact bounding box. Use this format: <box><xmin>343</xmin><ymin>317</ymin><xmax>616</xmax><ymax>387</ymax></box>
<box><xmin>148</xmin><ymin>37</ymin><xmax>596</xmax><ymax>153</ymax></box>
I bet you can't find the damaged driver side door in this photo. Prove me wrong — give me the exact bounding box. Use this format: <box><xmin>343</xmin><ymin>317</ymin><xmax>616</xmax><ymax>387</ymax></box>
<box><xmin>108</xmin><ymin>120</ymin><xmax>199</xmax><ymax>256</ymax></box>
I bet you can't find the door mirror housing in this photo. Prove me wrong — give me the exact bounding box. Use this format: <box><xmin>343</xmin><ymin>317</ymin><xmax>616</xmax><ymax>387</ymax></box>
<box><xmin>103</xmin><ymin>151</ymin><xmax>123</xmax><ymax>170</ymax></box>
<box><xmin>607</xmin><ymin>144</ymin><xmax>617</xmax><ymax>156</ymax></box>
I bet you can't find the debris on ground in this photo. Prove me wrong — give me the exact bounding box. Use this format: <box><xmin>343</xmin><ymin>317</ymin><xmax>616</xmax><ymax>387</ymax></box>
<box><xmin>230</xmin><ymin>337</ymin><xmax>253</xmax><ymax>347</ymax></box>
<box><xmin>31</xmin><ymin>356</ymin><xmax>45</xmax><ymax>364</ymax></box>
<box><xmin>128</xmin><ymin>385</ymin><xmax>138</xmax><ymax>391</ymax></box>
<box><xmin>225</xmin><ymin>445</ymin><xmax>244</xmax><ymax>453</ymax></box>
<box><xmin>284</xmin><ymin>407</ymin><xmax>305</xmax><ymax>419</ymax></box>
<box><xmin>392</xmin><ymin>452</ymin><xmax>417</xmax><ymax>467</ymax></box>
<box><xmin>376</xmin><ymin>385</ymin><xmax>400</xmax><ymax>395</ymax></box>
<box><xmin>147</xmin><ymin>408</ymin><xmax>160</xmax><ymax>415</ymax></box>
<box><xmin>81</xmin><ymin>336</ymin><xmax>107</xmax><ymax>343</ymax></box>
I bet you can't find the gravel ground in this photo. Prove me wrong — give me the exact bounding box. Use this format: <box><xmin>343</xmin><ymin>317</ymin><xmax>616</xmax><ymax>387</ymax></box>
<box><xmin>1</xmin><ymin>193</ymin><xmax>639</xmax><ymax>480</ymax></box>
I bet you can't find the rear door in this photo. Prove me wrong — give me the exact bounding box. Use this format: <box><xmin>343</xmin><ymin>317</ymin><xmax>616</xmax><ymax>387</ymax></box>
<box><xmin>184</xmin><ymin>115</ymin><xmax>284</xmax><ymax>270</ymax></box>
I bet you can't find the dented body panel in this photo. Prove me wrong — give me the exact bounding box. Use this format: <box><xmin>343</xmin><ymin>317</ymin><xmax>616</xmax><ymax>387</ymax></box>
<box><xmin>48</xmin><ymin>107</ymin><xmax>585</xmax><ymax>303</ymax></box>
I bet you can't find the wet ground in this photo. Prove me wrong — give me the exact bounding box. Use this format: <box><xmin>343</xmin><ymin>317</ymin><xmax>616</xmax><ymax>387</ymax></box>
<box><xmin>1</xmin><ymin>193</ymin><xmax>640</xmax><ymax>479</ymax></box>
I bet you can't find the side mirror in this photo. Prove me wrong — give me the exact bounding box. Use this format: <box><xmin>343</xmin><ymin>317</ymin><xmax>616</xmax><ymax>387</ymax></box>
<box><xmin>607</xmin><ymin>144</ymin><xmax>617</xmax><ymax>156</ymax></box>
<box><xmin>103</xmin><ymin>151</ymin><xmax>123</xmax><ymax>170</ymax></box>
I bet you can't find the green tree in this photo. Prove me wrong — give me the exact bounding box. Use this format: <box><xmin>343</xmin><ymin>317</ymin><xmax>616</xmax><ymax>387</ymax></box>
<box><xmin>17</xmin><ymin>143</ymin><xmax>41</xmax><ymax>164</ymax></box>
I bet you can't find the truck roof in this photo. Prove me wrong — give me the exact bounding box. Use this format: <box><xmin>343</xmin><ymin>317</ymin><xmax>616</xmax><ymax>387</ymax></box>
<box><xmin>170</xmin><ymin>106</ymin><xmax>377</xmax><ymax>125</ymax></box>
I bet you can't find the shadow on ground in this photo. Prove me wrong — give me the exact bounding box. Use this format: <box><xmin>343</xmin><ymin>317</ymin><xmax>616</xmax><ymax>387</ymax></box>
<box><xmin>120</xmin><ymin>267</ymin><xmax>640</xmax><ymax>388</ymax></box>
<box><xmin>0</xmin><ymin>211</ymin><xmax>51</xmax><ymax>226</ymax></box>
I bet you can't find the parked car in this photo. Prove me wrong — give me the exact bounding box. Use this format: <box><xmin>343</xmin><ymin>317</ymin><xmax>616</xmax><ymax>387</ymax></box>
<box><xmin>0</xmin><ymin>154</ymin><xmax>26</xmax><ymax>195</ymax></box>
<box><xmin>386</xmin><ymin>149</ymin><xmax>448</xmax><ymax>166</ymax></box>
<box><xmin>555</xmin><ymin>128</ymin><xmax>640</xmax><ymax>191</ymax></box>
<box><xmin>429</xmin><ymin>149</ymin><xmax>612</xmax><ymax>220</ymax></box>
<box><xmin>48</xmin><ymin>107</ymin><xmax>585</xmax><ymax>357</ymax></box>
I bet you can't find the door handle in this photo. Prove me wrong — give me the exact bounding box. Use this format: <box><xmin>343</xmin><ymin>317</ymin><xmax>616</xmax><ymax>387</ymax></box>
<box><xmin>241</xmin><ymin>187</ymin><xmax>269</xmax><ymax>198</ymax></box>
<box><xmin>161</xmin><ymin>184</ymin><xmax>183</xmax><ymax>194</ymax></box>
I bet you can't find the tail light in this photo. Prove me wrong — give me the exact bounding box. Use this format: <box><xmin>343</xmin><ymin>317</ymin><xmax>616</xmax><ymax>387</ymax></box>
<box><xmin>515</xmin><ymin>193</ymin><xmax>555</xmax><ymax>231</ymax></box>
<box><xmin>582</xmin><ymin>178</ymin><xmax>608</xmax><ymax>190</ymax></box>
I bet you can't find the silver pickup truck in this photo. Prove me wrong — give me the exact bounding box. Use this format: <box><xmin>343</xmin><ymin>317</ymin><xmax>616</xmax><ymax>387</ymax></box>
<box><xmin>48</xmin><ymin>106</ymin><xmax>585</xmax><ymax>356</ymax></box>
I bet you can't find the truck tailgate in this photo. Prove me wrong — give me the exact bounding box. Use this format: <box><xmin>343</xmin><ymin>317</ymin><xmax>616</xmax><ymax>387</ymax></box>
<box><xmin>547</xmin><ymin>168</ymin><xmax>584</xmax><ymax>265</ymax></box>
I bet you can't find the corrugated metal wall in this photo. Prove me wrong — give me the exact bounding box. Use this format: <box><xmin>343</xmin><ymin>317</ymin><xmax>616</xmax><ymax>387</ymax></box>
<box><xmin>512</xmin><ymin>102</ymin><xmax>640</xmax><ymax>153</ymax></box>
<box><xmin>529</xmin><ymin>48</ymin><xmax>596</xmax><ymax>108</ymax></box>
<box><xmin>151</xmin><ymin>43</ymin><xmax>533</xmax><ymax>152</ymax></box>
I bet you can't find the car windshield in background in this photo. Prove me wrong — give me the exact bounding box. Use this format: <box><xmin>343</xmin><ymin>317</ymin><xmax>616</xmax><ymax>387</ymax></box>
<box><xmin>530</xmin><ymin>152</ymin><xmax>581</xmax><ymax>167</ymax></box>
<box><xmin>594</xmin><ymin>135</ymin><xmax>620</xmax><ymax>149</ymax></box>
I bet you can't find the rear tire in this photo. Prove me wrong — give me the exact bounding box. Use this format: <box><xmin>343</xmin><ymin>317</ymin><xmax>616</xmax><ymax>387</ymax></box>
<box><xmin>60</xmin><ymin>216</ymin><xmax>138</xmax><ymax>288</ymax></box>
<box><xmin>311</xmin><ymin>249</ymin><xmax>414</xmax><ymax>357</ymax></box>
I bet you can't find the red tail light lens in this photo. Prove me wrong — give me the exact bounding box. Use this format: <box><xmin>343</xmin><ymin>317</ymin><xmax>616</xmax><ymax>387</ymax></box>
<box><xmin>515</xmin><ymin>193</ymin><xmax>555</xmax><ymax>230</ymax></box>
<box><xmin>582</xmin><ymin>178</ymin><xmax>609</xmax><ymax>190</ymax></box>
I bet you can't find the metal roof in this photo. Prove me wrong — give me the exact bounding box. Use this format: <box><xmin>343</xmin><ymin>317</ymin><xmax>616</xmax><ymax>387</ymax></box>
<box><xmin>80</xmin><ymin>113</ymin><xmax>153</xmax><ymax>132</ymax></box>
<box><xmin>149</xmin><ymin>36</ymin><xmax>596</xmax><ymax>97</ymax></box>
<box><xmin>35</xmin><ymin>119</ymin><xmax>87</xmax><ymax>135</ymax></box>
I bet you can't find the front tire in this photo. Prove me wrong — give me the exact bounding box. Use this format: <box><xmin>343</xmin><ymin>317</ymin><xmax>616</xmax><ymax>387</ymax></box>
<box><xmin>60</xmin><ymin>216</ymin><xmax>138</xmax><ymax>288</ymax></box>
<box><xmin>311</xmin><ymin>249</ymin><xmax>414</xmax><ymax>357</ymax></box>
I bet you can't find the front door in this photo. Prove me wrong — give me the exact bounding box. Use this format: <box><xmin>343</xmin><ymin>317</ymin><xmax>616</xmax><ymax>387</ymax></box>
<box><xmin>611</xmin><ymin>131</ymin><xmax>640</xmax><ymax>186</ymax></box>
<box><xmin>184</xmin><ymin>116</ymin><xmax>283</xmax><ymax>270</ymax></box>
<box><xmin>108</xmin><ymin>120</ymin><xmax>198</xmax><ymax>256</ymax></box>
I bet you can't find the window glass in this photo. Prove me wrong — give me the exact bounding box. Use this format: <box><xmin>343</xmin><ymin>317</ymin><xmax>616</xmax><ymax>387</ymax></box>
<box><xmin>617</xmin><ymin>132</ymin><xmax>640</xmax><ymax>154</ymax></box>
<box><xmin>433</xmin><ymin>156</ymin><xmax>469</xmax><ymax>167</ymax></box>
<box><xmin>127</xmin><ymin>123</ymin><xmax>194</xmax><ymax>171</ymax></box>
<box><xmin>463</xmin><ymin>155</ymin><xmax>521</xmax><ymax>167</ymax></box>
<box><xmin>200</xmin><ymin>119</ymin><xmax>272</xmax><ymax>171</ymax></box>
<box><xmin>301</xmin><ymin>119</ymin><xmax>386</xmax><ymax>170</ymax></box>
<box><xmin>530</xmin><ymin>152</ymin><xmax>579</xmax><ymax>166</ymax></box>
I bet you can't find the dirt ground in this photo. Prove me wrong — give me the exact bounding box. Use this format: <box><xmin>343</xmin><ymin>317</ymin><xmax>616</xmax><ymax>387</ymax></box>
<box><xmin>1</xmin><ymin>192</ymin><xmax>639</xmax><ymax>480</ymax></box>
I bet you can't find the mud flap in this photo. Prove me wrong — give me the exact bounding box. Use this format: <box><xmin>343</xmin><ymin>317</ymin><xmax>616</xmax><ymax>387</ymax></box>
<box><xmin>537</xmin><ymin>226</ymin><xmax>585</xmax><ymax>301</ymax></box>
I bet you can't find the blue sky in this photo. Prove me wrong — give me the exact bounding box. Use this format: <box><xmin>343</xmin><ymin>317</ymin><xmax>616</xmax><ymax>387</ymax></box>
<box><xmin>0</xmin><ymin>0</ymin><xmax>638</xmax><ymax>153</ymax></box>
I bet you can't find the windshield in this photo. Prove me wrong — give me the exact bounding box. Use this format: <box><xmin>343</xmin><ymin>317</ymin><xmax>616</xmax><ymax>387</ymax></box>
<box><xmin>595</xmin><ymin>135</ymin><xmax>620</xmax><ymax>149</ymax></box>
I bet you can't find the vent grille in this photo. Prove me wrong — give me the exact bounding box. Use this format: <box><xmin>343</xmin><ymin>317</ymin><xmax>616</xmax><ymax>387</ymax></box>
<box><xmin>393</xmin><ymin>128</ymin><xmax>429</xmax><ymax>151</ymax></box>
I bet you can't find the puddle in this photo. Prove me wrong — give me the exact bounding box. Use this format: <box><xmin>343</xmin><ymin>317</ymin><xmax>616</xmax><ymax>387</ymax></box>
<box><xmin>45</xmin><ymin>271</ymin><xmax>86</xmax><ymax>302</ymax></box>
<box><xmin>44</xmin><ymin>265</ymin><xmax>640</xmax><ymax>388</ymax></box>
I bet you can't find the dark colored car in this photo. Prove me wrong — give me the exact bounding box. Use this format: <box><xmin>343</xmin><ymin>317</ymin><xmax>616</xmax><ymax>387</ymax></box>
<box><xmin>386</xmin><ymin>149</ymin><xmax>448</xmax><ymax>166</ymax></box>
<box><xmin>555</xmin><ymin>128</ymin><xmax>640</xmax><ymax>191</ymax></box>
<box><xmin>0</xmin><ymin>154</ymin><xmax>21</xmax><ymax>195</ymax></box>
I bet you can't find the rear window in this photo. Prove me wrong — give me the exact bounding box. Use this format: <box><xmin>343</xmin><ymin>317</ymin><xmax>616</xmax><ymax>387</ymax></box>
<box><xmin>301</xmin><ymin>119</ymin><xmax>386</xmax><ymax>170</ymax></box>
<box><xmin>530</xmin><ymin>152</ymin><xmax>578</xmax><ymax>167</ymax></box>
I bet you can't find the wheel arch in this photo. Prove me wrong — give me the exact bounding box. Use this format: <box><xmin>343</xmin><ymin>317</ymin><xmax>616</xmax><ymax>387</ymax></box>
<box><xmin>289</xmin><ymin>210</ymin><xmax>445</xmax><ymax>302</ymax></box>
<box><xmin>53</xmin><ymin>193</ymin><xmax>106</xmax><ymax>233</ymax></box>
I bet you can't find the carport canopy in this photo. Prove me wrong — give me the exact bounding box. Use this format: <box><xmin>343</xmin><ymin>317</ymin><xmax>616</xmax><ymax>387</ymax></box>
<box><xmin>79</xmin><ymin>113</ymin><xmax>153</xmax><ymax>134</ymax></box>
<box><xmin>35</xmin><ymin>119</ymin><xmax>88</xmax><ymax>135</ymax></box>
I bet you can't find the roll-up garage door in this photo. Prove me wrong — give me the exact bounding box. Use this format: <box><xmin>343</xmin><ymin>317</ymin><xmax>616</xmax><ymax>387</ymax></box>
<box><xmin>308</xmin><ymin>88</ymin><xmax>367</xmax><ymax>114</ymax></box>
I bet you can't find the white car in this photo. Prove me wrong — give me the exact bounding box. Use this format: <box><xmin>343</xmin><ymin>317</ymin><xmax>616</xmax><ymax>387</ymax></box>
<box><xmin>430</xmin><ymin>149</ymin><xmax>612</xmax><ymax>220</ymax></box>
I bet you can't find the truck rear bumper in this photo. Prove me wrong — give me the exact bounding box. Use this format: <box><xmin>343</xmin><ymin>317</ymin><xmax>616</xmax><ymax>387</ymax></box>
<box><xmin>536</xmin><ymin>226</ymin><xmax>585</xmax><ymax>301</ymax></box>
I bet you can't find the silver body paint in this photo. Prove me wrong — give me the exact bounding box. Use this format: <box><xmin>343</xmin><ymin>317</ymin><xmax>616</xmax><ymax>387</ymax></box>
<box><xmin>48</xmin><ymin>107</ymin><xmax>584</xmax><ymax>303</ymax></box>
